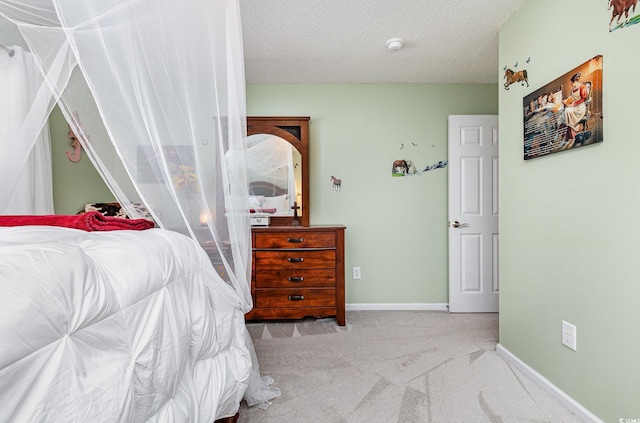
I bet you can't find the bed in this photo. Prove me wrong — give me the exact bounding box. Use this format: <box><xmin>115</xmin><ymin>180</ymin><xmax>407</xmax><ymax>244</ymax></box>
<box><xmin>0</xmin><ymin>225</ymin><xmax>251</xmax><ymax>422</ymax></box>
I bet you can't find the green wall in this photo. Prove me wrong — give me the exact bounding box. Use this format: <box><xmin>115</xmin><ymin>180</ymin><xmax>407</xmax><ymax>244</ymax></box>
<box><xmin>51</xmin><ymin>84</ymin><xmax>497</xmax><ymax>304</ymax></box>
<box><xmin>50</xmin><ymin>105</ymin><xmax>115</xmax><ymax>214</ymax></box>
<box><xmin>247</xmin><ymin>84</ymin><xmax>497</xmax><ymax>304</ymax></box>
<box><xmin>499</xmin><ymin>1</ymin><xmax>640</xmax><ymax>421</ymax></box>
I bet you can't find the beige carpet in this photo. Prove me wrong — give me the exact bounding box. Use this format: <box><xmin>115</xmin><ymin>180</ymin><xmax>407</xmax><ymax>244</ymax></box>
<box><xmin>239</xmin><ymin>311</ymin><xmax>581</xmax><ymax>423</ymax></box>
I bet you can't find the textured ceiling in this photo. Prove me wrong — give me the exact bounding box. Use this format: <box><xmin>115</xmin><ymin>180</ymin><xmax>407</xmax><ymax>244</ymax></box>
<box><xmin>240</xmin><ymin>0</ymin><xmax>525</xmax><ymax>84</ymax></box>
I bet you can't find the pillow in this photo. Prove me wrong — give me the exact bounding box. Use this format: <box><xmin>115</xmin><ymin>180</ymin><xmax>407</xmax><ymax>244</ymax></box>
<box><xmin>247</xmin><ymin>195</ymin><xmax>265</xmax><ymax>209</ymax></box>
<box><xmin>261</xmin><ymin>194</ymin><xmax>289</xmax><ymax>212</ymax></box>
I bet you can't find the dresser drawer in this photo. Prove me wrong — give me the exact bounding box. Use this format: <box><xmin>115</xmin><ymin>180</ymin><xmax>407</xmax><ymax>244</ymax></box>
<box><xmin>254</xmin><ymin>231</ymin><xmax>336</xmax><ymax>249</ymax></box>
<box><xmin>255</xmin><ymin>288</ymin><xmax>336</xmax><ymax>308</ymax></box>
<box><xmin>254</xmin><ymin>250</ymin><xmax>335</xmax><ymax>269</ymax></box>
<box><xmin>255</xmin><ymin>269</ymin><xmax>336</xmax><ymax>288</ymax></box>
<box><xmin>249</xmin><ymin>225</ymin><xmax>346</xmax><ymax>326</ymax></box>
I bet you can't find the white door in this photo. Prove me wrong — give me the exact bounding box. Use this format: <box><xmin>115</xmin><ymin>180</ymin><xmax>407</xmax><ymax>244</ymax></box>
<box><xmin>448</xmin><ymin>115</ymin><xmax>499</xmax><ymax>313</ymax></box>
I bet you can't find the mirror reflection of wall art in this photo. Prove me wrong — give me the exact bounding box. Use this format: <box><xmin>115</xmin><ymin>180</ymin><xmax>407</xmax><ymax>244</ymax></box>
<box><xmin>137</xmin><ymin>145</ymin><xmax>197</xmax><ymax>190</ymax></box>
<box><xmin>523</xmin><ymin>55</ymin><xmax>603</xmax><ymax>160</ymax></box>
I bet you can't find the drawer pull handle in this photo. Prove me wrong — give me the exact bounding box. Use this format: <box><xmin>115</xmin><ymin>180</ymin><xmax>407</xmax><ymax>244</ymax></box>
<box><xmin>288</xmin><ymin>295</ymin><xmax>305</xmax><ymax>301</ymax></box>
<box><xmin>287</xmin><ymin>257</ymin><xmax>304</xmax><ymax>263</ymax></box>
<box><xmin>286</xmin><ymin>237</ymin><xmax>304</xmax><ymax>243</ymax></box>
<box><xmin>287</xmin><ymin>276</ymin><xmax>304</xmax><ymax>282</ymax></box>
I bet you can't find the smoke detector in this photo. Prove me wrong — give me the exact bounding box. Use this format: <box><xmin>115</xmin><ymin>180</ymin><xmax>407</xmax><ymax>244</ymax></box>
<box><xmin>386</xmin><ymin>38</ymin><xmax>404</xmax><ymax>52</ymax></box>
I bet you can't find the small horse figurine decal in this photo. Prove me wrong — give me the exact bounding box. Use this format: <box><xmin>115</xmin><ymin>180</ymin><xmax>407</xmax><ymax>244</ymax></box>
<box><xmin>331</xmin><ymin>176</ymin><xmax>342</xmax><ymax>191</ymax></box>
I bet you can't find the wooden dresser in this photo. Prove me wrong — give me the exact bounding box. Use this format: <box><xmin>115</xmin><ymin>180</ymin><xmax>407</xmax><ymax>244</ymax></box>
<box><xmin>246</xmin><ymin>225</ymin><xmax>346</xmax><ymax>326</ymax></box>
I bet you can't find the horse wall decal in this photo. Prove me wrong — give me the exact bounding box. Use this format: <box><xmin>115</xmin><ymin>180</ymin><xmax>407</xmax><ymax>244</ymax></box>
<box><xmin>330</xmin><ymin>176</ymin><xmax>342</xmax><ymax>191</ymax></box>
<box><xmin>609</xmin><ymin>0</ymin><xmax>638</xmax><ymax>31</ymax></box>
<box><xmin>391</xmin><ymin>159</ymin><xmax>448</xmax><ymax>176</ymax></box>
<box><xmin>392</xmin><ymin>159</ymin><xmax>418</xmax><ymax>175</ymax></box>
<box><xmin>392</xmin><ymin>159</ymin><xmax>409</xmax><ymax>174</ymax></box>
<box><xmin>504</xmin><ymin>68</ymin><xmax>529</xmax><ymax>90</ymax></box>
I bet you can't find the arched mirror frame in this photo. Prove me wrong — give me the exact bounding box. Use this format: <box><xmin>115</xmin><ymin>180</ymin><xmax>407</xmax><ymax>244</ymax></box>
<box><xmin>247</xmin><ymin>116</ymin><xmax>310</xmax><ymax>227</ymax></box>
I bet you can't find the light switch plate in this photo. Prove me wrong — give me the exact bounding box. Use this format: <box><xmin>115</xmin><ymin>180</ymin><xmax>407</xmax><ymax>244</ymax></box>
<box><xmin>562</xmin><ymin>320</ymin><xmax>577</xmax><ymax>351</ymax></box>
<box><xmin>352</xmin><ymin>267</ymin><xmax>361</xmax><ymax>280</ymax></box>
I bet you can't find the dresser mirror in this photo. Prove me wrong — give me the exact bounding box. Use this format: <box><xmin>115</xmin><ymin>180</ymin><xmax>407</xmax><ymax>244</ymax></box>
<box><xmin>246</xmin><ymin>117</ymin><xmax>309</xmax><ymax>226</ymax></box>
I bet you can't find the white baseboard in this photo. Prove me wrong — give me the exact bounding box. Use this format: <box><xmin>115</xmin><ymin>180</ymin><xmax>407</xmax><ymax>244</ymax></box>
<box><xmin>496</xmin><ymin>344</ymin><xmax>603</xmax><ymax>423</ymax></box>
<box><xmin>346</xmin><ymin>303</ymin><xmax>449</xmax><ymax>311</ymax></box>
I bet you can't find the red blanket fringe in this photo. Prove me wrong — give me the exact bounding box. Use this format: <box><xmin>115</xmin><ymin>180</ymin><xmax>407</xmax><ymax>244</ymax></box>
<box><xmin>0</xmin><ymin>211</ymin><xmax>155</xmax><ymax>231</ymax></box>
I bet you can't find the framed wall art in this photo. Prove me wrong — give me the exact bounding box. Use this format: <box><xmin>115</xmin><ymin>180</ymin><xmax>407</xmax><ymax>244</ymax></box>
<box><xmin>523</xmin><ymin>55</ymin><xmax>603</xmax><ymax>160</ymax></box>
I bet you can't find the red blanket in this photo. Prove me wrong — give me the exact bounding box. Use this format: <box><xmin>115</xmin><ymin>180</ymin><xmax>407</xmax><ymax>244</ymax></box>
<box><xmin>0</xmin><ymin>211</ymin><xmax>155</xmax><ymax>231</ymax></box>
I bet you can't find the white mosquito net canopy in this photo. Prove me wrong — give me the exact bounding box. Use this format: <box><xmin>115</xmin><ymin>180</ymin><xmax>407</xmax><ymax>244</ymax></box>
<box><xmin>0</xmin><ymin>0</ymin><xmax>278</xmax><ymax>409</ymax></box>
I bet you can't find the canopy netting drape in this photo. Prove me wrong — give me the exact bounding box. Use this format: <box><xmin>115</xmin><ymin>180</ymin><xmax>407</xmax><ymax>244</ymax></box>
<box><xmin>0</xmin><ymin>0</ymin><xmax>279</xmax><ymax>409</ymax></box>
<box><xmin>0</xmin><ymin>44</ymin><xmax>54</xmax><ymax>214</ymax></box>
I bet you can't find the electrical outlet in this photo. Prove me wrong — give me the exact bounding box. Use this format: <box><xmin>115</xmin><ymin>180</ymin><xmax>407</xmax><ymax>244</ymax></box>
<box><xmin>352</xmin><ymin>267</ymin><xmax>361</xmax><ymax>280</ymax></box>
<box><xmin>562</xmin><ymin>321</ymin><xmax>577</xmax><ymax>351</ymax></box>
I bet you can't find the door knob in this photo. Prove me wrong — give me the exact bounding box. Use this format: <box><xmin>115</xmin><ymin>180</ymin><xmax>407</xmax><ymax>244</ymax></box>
<box><xmin>451</xmin><ymin>221</ymin><xmax>469</xmax><ymax>228</ymax></box>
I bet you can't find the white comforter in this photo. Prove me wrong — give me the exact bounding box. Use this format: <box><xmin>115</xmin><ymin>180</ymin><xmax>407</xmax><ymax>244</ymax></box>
<box><xmin>0</xmin><ymin>226</ymin><xmax>251</xmax><ymax>422</ymax></box>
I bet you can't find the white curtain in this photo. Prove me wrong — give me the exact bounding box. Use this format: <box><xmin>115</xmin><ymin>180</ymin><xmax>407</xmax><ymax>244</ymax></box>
<box><xmin>0</xmin><ymin>45</ymin><xmax>54</xmax><ymax>214</ymax></box>
<box><xmin>0</xmin><ymin>0</ymin><xmax>278</xmax><ymax>410</ymax></box>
